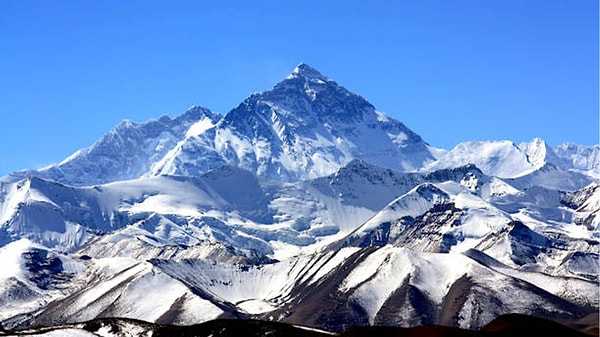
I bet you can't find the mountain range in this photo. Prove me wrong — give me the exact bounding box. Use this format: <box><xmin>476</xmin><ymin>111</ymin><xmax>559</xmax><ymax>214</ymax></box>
<box><xmin>0</xmin><ymin>64</ymin><xmax>598</xmax><ymax>335</ymax></box>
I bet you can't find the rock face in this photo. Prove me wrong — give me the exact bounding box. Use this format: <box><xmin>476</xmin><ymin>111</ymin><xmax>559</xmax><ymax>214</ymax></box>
<box><xmin>0</xmin><ymin>64</ymin><xmax>598</xmax><ymax>333</ymax></box>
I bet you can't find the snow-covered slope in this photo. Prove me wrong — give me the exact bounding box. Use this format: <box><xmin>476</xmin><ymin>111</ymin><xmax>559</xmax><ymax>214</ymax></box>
<box><xmin>0</xmin><ymin>239</ymin><xmax>84</xmax><ymax>325</ymax></box>
<box><xmin>0</xmin><ymin>168</ymin><xmax>364</xmax><ymax>259</ymax></box>
<box><xmin>6</xmin><ymin>239</ymin><xmax>595</xmax><ymax>332</ymax></box>
<box><xmin>0</xmin><ymin>162</ymin><xmax>458</xmax><ymax>260</ymax></box>
<box><xmin>30</xmin><ymin>257</ymin><xmax>224</xmax><ymax>327</ymax></box>
<box><xmin>1</xmin><ymin>160</ymin><xmax>597</xmax><ymax>331</ymax></box>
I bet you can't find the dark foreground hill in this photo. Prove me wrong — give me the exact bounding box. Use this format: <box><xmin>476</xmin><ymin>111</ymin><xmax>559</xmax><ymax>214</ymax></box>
<box><xmin>0</xmin><ymin>314</ymin><xmax>596</xmax><ymax>337</ymax></box>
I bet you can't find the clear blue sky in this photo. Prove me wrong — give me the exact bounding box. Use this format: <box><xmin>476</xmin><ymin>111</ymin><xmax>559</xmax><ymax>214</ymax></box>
<box><xmin>1</xmin><ymin>1</ymin><xmax>598</xmax><ymax>177</ymax></box>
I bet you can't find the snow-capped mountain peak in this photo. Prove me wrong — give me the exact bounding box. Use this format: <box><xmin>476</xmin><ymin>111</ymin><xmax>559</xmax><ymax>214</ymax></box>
<box><xmin>144</xmin><ymin>64</ymin><xmax>437</xmax><ymax>182</ymax></box>
<box><xmin>288</xmin><ymin>63</ymin><xmax>330</xmax><ymax>82</ymax></box>
<box><xmin>269</xmin><ymin>63</ymin><xmax>375</xmax><ymax>121</ymax></box>
<box><xmin>519</xmin><ymin>137</ymin><xmax>549</xmax><ymax>168</ymax></box>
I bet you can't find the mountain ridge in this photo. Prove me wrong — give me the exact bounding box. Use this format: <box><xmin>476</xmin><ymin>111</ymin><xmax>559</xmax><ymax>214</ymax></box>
<box><xmin>2</xmin><ymin>63</ymin><xmax>436</xmax><ymax>185</ymax></box>
<box><xmin>2</xmin><ymin>64</ymin><xmax>597</xmax><ymax>186</ymax></box>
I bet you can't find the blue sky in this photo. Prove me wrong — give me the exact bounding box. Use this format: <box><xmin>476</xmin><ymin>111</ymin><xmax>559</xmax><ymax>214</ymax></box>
<box><xmin>1</xmin><ymin>1</ymin><xmax>598</xmax><ymax>176</ymax></box>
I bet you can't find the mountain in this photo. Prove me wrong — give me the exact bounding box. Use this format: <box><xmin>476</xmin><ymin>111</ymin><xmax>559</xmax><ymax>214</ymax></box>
<box><xmin>2</xmin><ymin>64</ymin><xmax>436</xmax><ymax>186</ymax></box>
<box><xmin>0</xmin><ymin>64</ymin><xmax>598</xmax><ymax>335</ymax></box>
<box><xmin>423</xmin><ymin>138</ymin><xmax>600</xmax><ymax>180</ymax></box>
<box><xmin>4</xmin><ymin>106</ymin><xmax>221</xmax><ymax>186</ymax></box>
<box><xmin>150</xmin><ymin>63</ymin><xmax>436</xmax><ymax>181</ymax></box>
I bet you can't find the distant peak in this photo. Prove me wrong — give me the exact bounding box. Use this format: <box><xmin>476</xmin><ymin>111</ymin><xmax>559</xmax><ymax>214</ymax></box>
<box><xmin>530</xmin><ymin>137</ymin><xmax>548</xmax><ymax>147</ymax></box>
<box><xmin>288</xmin><ymin>63</ymin><xmax>328</xmax><ymax>81</ymax></box>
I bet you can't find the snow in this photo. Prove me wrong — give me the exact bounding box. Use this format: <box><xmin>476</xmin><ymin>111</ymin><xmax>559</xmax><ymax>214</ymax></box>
<box><xmin>92</xmin><ymin>321</ymin><xmax>155</xmax><ymax>337</ymax></box>
<box><xmin>237</xmin><ymin>299</ymin><xmax>277</xmax><ymax>314</ymax></box>
<box><xmin>412</xmin><ymin>252</ymin><xmax>474</xmax><ymax>303</ymax></box>
<box><xmin>71</xmin><ymin>262</ymin><xmax>150</xmax><ymax>315</ymax></box>
<box><xmin>98</xmin><ymin>176</ymin><xmax>226</xmax><ymax>216</ymax></box>
<box><xmin>153</xmin><ymin>250</ymin><xmax>379</xmax><ymax>315</ymax></box>
<box><xmin>457</xmin><ymin>293</ymin><xmax>477</xmax><ymax>329</ymax></box>
<box><xmin>580</xmin><ymin>184</ymin><xmax>600</xmax><ymax>212</ymax></box>
<box><xmin>479</xmin><ymin>177</ymin><xmax>521</xmax><ymax>199</ymax></box>
<box><xmin>113</xmin><ymin>269</ymin><xmax>189</xmax><ymax>321</ymax></box>
<box><xmin>185</xmin><ymin>117</ymin><xmax>214</xmax><ymax>138</ymax></box>
<box><xmin>169</xmin><ymin>292</ymin><xmax>225</xmax><ymax>325</ymax></box>
<box><xmin>138</xmin><ymin>63</ymin><xmax>436</xmax><ymax>182</ymax></box>
<box><xmin>289</xmin><ymin>63</ymin><xmax>330</xmax><ymax>81</ymax></box>
<box><xmin>453</xmin><ymin>192</ymin><xmax>510</xmax><ymax>237</ymax></box>
<box><xmin>57</xmin><ymin>149</ymin><xmax>85</xmax><ymax>166</ymax></box>
<box><xmin>519</xmin><ymin>137</ymin><xmax>549</xmax><ymax>168</ymax></box>
<box><xmin>0</xmin><ymin>238</ymin><xmax>33</xmax><ymax>281</ymax></box>
<box><xmin>17</xmin><ymin>328</ymin><xmax>99</xmax><ymax>337</ymax></box>
<box><xmin>423</xmin><ymin>140</ymin><xmax>537</xmax><ymax>178</ymax></box>
<box><xmin>308</xmin><ymin>247</ymin><xmax>361</xmax><ymax>285</ymax></box>
<box><xmin>0</xmin><ymin>239</ymin><xmax>86</xmax><ymax>324</ymax></box>
<box><xmin>302</xmin><ymin>186</ymin><xmax>375</xmax><ymax>236</ymax></box>
<box><xmin>28</xmin><ymin>257</ymin><xmax>224</xmax><ymax>326</ymax></box>
<box><xmin>0</xmin><ymin>179</ymin><xmax>29</xmax><ymax>225</ymax></box>
<box><xmin>423</xmin><ymin>139</ymin><xmax>599</xmax><ymax>182</ymax></box>
<box><xmin>340</xmin><ymin>247</ymin><xmax>474</xmax><ymax>324</ymax></box>
<box><xmin>352</xmin><ymin>183</ymin><xmax>449</xmax><ymax>237</ymax></box>
<box><xmin>268</xmin><ymin>240</ymin><xmax>304</xmax><ymax>261</ymax></box>
<box><xmin>293</xmin><ymin>325</ymin><xmax>337</xmax><ymax>335</ymax></box>
<box><xmin>554</xmin><ymin>142</ymin><xmax>600</xmax><ymax>175</ymax></box>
